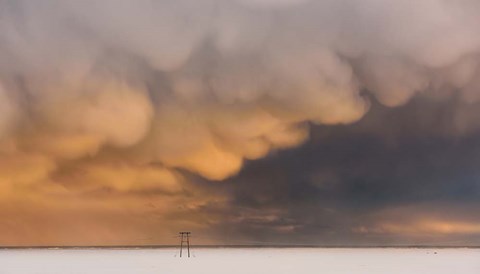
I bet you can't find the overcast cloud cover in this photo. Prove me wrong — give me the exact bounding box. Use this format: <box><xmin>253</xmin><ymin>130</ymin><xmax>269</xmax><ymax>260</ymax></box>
<box><xmin>0</xmin><ymin>0</ymin><xmax>480</xmax><ymax>245</ymax></box>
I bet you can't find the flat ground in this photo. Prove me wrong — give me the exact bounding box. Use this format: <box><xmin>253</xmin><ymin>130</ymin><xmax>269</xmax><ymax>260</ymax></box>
<box><xmin>0</xmin><ymin>248</ymin><xmax>479</xmax><ymax>274</ymax></box>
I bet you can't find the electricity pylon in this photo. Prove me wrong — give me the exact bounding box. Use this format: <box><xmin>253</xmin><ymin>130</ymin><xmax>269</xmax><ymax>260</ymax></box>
<box><xmin>179</xmin><ymin>232</ymin><xmax>191</xmax><ymax>257</ymax></box>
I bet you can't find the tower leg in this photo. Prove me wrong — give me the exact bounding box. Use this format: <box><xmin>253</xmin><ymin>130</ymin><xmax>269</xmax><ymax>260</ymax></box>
<box><xmin>187</xmin><ymin>235</ymin><xmax>190</xmax><ymax>258</ymax></box>
<box><xmin>180</xmin><ymin>234</ymin><xmax>184</xmax><ymax>257</ymax></box>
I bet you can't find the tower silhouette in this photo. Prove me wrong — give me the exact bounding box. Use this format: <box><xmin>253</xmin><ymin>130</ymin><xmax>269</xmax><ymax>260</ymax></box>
<box><xmin>178</xmin><ymin>232</ymin><xmax>191</xmax><ymax>257</ymax></box>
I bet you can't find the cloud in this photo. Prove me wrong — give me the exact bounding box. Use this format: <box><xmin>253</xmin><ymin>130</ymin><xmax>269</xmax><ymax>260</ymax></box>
<box><xmin>2</xmin><ymin>0</ymin><xmax>480</xmax><ymax>182</ymax></box>
<box><xmin>356</xmin><ymin>220</ymin><xmax>480</xmax><ymax>236</ymax></box>
<box><xmin>1</xmin><ymin>0</ymin><xmax>480</xmax><ymax>244</ymax></box>
<box><xmin>0</xmin><ymin>83</ymin><xmax>18</xmax><ymax>137</ymax></box>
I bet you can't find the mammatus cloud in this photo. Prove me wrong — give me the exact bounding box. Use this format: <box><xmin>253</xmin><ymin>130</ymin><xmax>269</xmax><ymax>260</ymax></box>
<box><xmin>1</xmin><ymin>0</ymin><xmax>480</xmax><ymax>244</ymax></box>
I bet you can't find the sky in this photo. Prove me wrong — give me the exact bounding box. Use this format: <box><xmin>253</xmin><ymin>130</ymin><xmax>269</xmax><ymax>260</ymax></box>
<box><xmin>0</xmin><ymin>0</ymin><xmax>480</xmax><ymax>246</ymax></box>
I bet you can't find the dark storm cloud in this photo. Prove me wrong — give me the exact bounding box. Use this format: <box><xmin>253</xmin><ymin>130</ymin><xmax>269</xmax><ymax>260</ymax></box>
<box><xmin>202</xmin><ymin>96</ymin><xmax>480</xmax><ymax>245</ymax></box>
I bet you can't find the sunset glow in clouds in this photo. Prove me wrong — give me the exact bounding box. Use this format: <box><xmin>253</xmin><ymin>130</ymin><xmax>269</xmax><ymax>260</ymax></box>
<box><xmin>1</xmin><ymin>0</ymin><xmax>480</xmax><ymax>246</ymax></box>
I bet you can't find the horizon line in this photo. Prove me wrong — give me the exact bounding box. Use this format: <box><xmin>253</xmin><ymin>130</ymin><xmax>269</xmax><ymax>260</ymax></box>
<box><xmin>1</xmin><ymin>244</ymin><xmax>479</xmax><ymax>249</ymax></box>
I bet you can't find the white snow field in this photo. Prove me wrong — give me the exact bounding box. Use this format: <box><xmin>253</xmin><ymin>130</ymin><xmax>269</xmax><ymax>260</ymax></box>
<box><xmin>0</xmin><ymin>248</ymin><xmax>479</xmax><ymax>274</ymax></box>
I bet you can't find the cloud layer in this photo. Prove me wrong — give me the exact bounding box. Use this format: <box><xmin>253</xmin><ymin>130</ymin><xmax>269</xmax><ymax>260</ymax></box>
<box><xmin>1</xmin><ymin>0</ymin><xmax>480</xmax><ymax>245</ymax></box>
